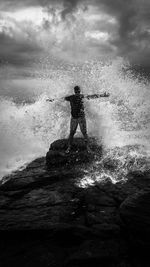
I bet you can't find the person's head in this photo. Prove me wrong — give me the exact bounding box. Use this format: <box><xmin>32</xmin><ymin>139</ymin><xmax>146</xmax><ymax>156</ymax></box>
<box><xmin>74</xmin><ymin>86</ymin><xmax>80</xmax><ymax>95</ymax></box>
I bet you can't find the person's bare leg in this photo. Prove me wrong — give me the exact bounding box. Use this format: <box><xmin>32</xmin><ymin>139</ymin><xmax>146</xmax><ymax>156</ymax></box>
<box><xmin>79</xmin><ymin>117</ymin><xmax>91</xmax><ymax>152</ymax></box>
<box><xmin>66</xmin><ymin>117</ymin><xmax>78</xmax><ymax>153</ymax></box>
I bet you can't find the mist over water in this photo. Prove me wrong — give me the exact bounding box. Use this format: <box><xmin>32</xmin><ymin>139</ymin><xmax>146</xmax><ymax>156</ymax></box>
<box><xmin>0</xmin><ymin>58</ymin><xmax>150</xmax><ymax>180</ymax></box>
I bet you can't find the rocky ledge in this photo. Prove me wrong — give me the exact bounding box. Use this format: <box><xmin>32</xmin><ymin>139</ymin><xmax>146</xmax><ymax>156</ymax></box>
<box><xmin>0</xmin><ymin>138</ymin><xmax>150</xmax><ymax>267</ymax></box>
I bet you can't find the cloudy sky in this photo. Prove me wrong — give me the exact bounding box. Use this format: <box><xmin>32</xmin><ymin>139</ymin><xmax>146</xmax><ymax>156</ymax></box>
<box><xmin>0</xmin><ymin>0</ymin><xmax>150</xmax><ymax>74</ymax></box>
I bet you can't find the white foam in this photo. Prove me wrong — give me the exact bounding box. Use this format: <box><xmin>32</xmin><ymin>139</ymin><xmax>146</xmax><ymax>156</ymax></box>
<box><xmin>0</xmin><ymin>58</ymin><xmax>150</xmax><ymax>179</ymax></box>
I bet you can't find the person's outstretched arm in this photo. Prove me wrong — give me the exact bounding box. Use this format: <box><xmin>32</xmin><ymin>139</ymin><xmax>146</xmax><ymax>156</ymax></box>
<box><xmin>85</xmin><ymin>92</ymin><xmax>110</xmax><ymax>100</ymax></box>
<box><xmin>46</xmin><ymin>96</ymin><xmax>65</xmax><ymax>102</ymax></box>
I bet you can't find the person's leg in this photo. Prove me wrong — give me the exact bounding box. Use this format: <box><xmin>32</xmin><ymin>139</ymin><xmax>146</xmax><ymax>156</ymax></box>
<box><xmin>79</xmin><ymin>117</ymin><xmax>91</xmax><ymax>151</ymax></box>
<box><xmin>66</xmin><ymin>117</ymin><xmax>78</xmax><ymax>152</ymax></box>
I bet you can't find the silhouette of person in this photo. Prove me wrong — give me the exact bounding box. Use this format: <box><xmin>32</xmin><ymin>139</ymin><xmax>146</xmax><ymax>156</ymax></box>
<box><xmin>47</xmin><ymin>85</ymin><xmax>109</xmax><ymax>153</ymax></box>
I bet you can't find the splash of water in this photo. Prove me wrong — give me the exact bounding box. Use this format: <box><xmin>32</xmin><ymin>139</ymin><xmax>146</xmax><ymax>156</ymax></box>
<box><xmin>0</xmin><ymin>58</ymin><xmax>150</xmax><ymax>180</ymax></box>
<box><xmin>76</xmin><ymin>144</ymin><xmax>150</xmax><ymax>188</ymax></box>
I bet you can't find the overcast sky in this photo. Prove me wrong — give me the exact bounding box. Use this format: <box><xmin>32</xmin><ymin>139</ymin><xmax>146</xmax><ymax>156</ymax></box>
<box><xmin>0</xmin><ymin>0</ymin><xmax>150</xmax><ymax>72</ymax></box>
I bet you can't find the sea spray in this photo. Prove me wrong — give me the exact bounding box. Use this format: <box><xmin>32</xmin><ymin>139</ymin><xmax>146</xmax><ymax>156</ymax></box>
<box><xmin>0</xmin><ymin>58</ymin><xmax>150</xmax><ymax>180</ymax></box>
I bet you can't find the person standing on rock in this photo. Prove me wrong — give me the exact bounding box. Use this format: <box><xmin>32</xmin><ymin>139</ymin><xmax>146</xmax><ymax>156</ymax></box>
<box><xmin>47</xmin><ymin>86</ymin><xmax>109</xmax><ymax>153</ymax></box>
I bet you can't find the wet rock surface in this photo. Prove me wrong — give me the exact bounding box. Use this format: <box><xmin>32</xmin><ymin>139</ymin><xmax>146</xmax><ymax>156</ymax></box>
<box><xmin>46</xmin><ymin>137</ymin><xmax>102</xmax><ymax>168</ymax></box>
<box><xmin>0</xmin><ymin>138</ymin><xmax>150</xmax><ymax>266</ymax></box>
<box><xmin>120</xmin><ymin>190</ymin><xmax>150</xmax><ymax>244</ymax></box>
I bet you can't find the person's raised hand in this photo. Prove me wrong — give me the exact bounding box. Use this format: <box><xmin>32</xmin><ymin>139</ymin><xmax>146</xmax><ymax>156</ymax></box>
<box><xmin>46</xmin><ymin>98</ymin><xmax>54</xmax><ymax>102</ymax></box>
<box><xmin>103</xmin><ymin>92</ymin><xmax>110</xmax><ymax>97</ymax></box>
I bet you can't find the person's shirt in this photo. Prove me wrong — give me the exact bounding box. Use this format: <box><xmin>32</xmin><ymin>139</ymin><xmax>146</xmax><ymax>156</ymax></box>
<box><xmin>65</xmin><ymin>94</ymin><xmax>85</xmax><ymax>118</ymax></box>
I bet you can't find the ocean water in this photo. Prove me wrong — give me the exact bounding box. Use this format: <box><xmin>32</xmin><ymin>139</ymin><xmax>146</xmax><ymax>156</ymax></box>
<box><xmin>0</xmin><ymin>58</ymin><xmax>150</xmax><ymax>182</ymax></box>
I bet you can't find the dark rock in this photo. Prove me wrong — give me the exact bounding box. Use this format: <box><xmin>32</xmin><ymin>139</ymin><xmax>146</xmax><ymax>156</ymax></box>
<box><xmin>41</xmin><ymin>224</ymin><xmax>97</xmax><ymax>246</ymax></box>
<box><xmin>50</xmin><ymin>137</ymin><xmax>101</xmax><ymax>152</ymax></box>
<box><xmin>1</xmin><ymin>138</ymin><xmax>150</xmax><ymax>267</ymax></box>
<box><xmin>46</xmin><ymin>150</ymin><xmax>68</xmax><ymax>167</ymax></box>
<box><xmin>92</xmin><ymin>223</ymin><xmax>121</xmax><ymax>239</ymax></box>
<box><xmin>85</xmin><ymin>207</ymin><xmax>120</xmax><ymax>226</ymax></box>
<box><xmin>65</xmin><ymin>239</ymin><xmax>124</xmax><ymax>267</ymax></box>
<box><xmin>0</xmin><ymin>238</ymin><xmax>65</xmax><ymax>267</ymax></box>
<box><xmin>84</xmin><ymin>187</ymin><xmax>117</xmax><ymax>207</ymax></box>
<box><xmin>46</xmin><ymin>149</ymin><xmax>93</xmax><ymax>167</ymax></box>
<box><xmin>0</xmin><ymin>186</ymin><xmax>77</xmax><ymax>230</ymax></box>
<box><xmin>46</xmin><ymin>137</ymin><xmax>102</xmax><ymax>168</ymax></box>
<box><xmin>120</xmin><ymin>190</ymin><xmax>150</xmax><ymax>247</ymax></box>
<box><xmin>100</xmin><ymin>174</ymin><xmax>150</xmax><ymax>206</ymax></box>
<box><xmin>0</xmin><ymin>195</ymin><xmax>11</xmax><ymax>208</ymax></box>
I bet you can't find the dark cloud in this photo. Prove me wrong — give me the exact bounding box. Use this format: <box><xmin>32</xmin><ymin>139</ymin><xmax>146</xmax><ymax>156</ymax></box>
<box><xmin>44</xmin><ymin>0</ymin><xmax>150</xmax><ymax>66</ymax></box>
<box><xmin>0</xmin><ymin>31</ymin><xmax>42</xmax><ymax>66</ymax></box>
<box><xmin>0</xmin><ymin>0</ymin><xmax>85</xmax><ymax>20</ymax></box>
<box><xmin>88</xmin><ymin>0</ymin><xmax>150</xmax><ymax>67</ymax></box>
<box><xmin>0</xmin><ymin>0</ymin><xmax>150</xmax><ymax>67</ymax></box>
<box><xmin>61</xmin><ymin>0</ymin><xmax>80</xmax><ymax>19</ymax></box>
<box><xmin>0</xmin><ymin>0</ymin><xmax>79</xmax><ymax>12</ymax></box>
<box><xmin>0</xmin><ymin>0</ymin><xmax>39</xmax><ymax>10</ymax></box>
